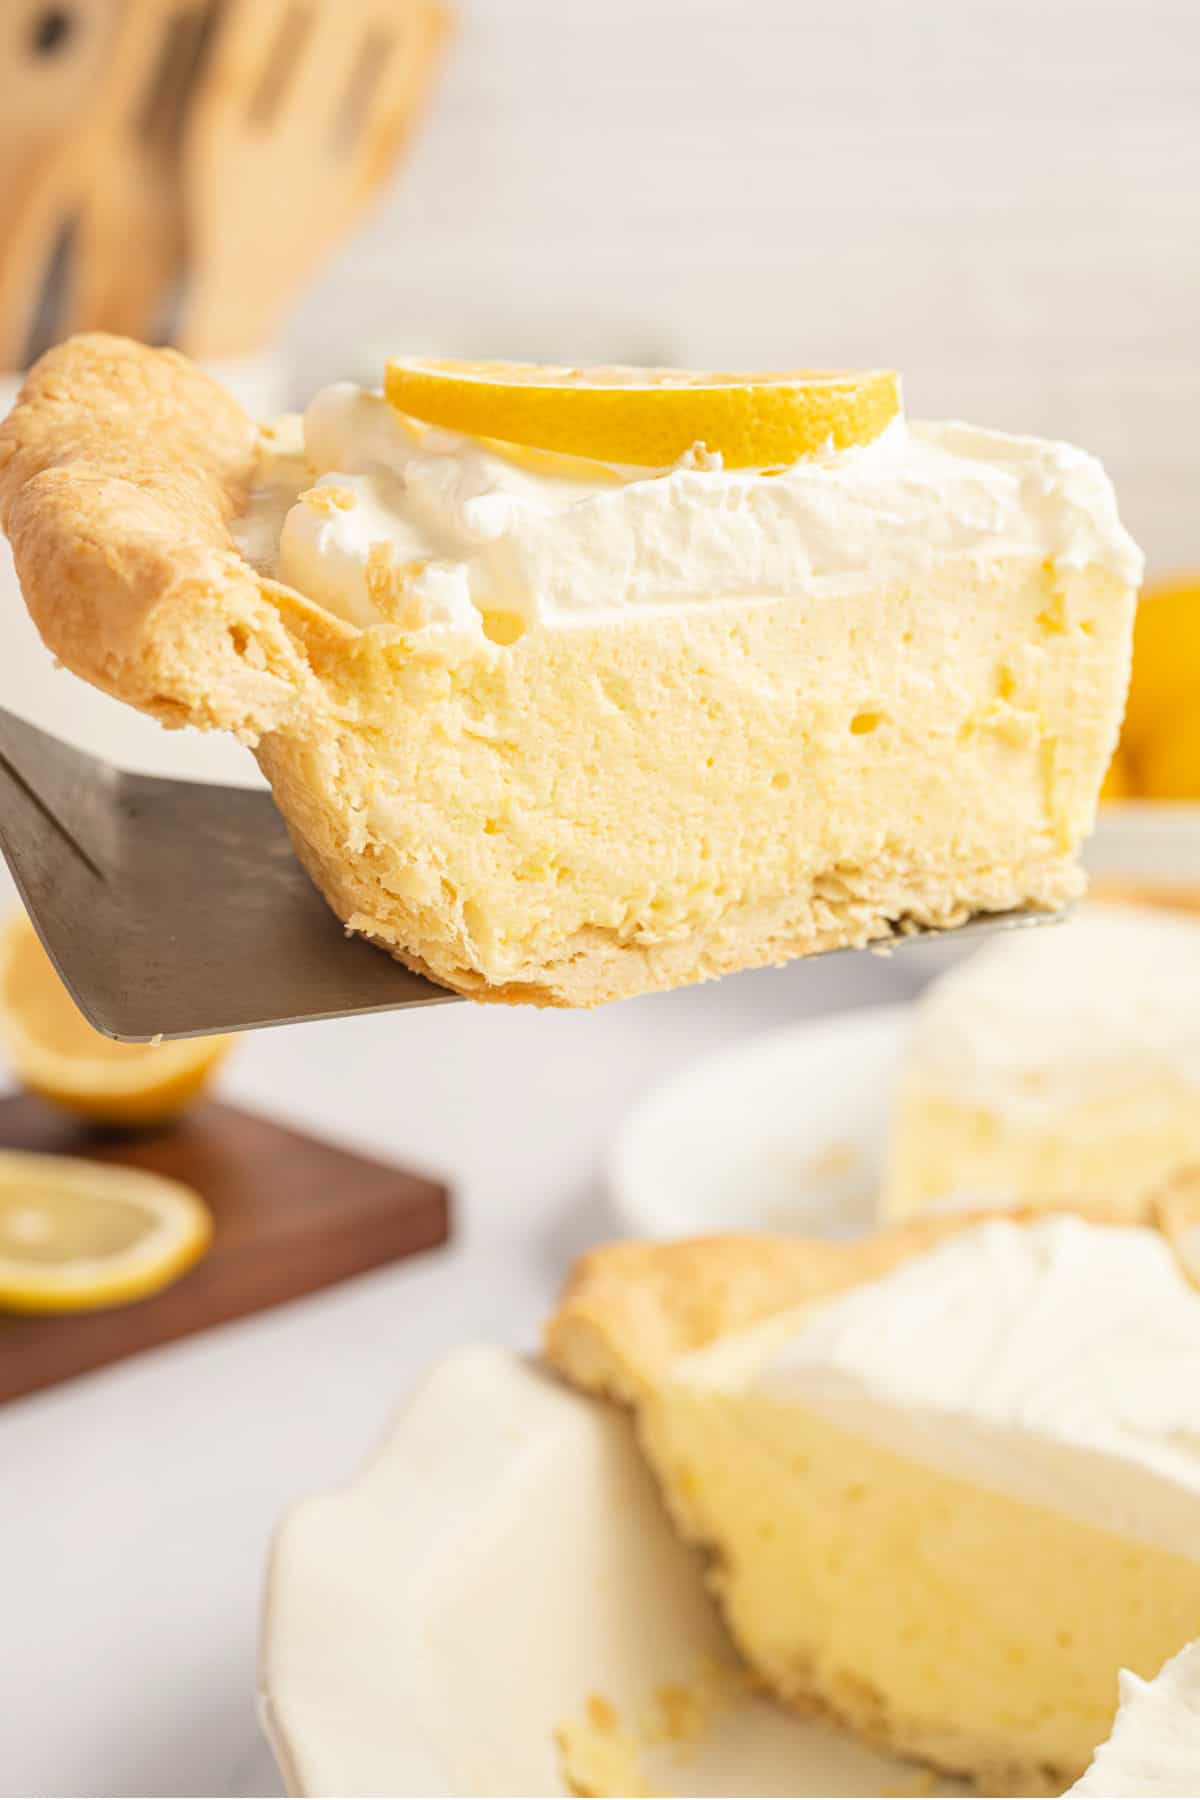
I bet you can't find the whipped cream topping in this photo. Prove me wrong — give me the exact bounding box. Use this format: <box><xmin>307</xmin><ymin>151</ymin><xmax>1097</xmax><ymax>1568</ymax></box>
<box><xmin>904</xmin><ymin>904</ymin><xmax>1200</xmax><ymax>1121</ymax></box>
<box><xmin>233</xmin><ymin>383</ymin><xmax>1143</xmax><ymax>639</ymax></box>
<box><xmin>751</xmin><ymin>1216</ymin><xmax>1200</xmax><ymax>1559</ymax></box>
<box><xmin>1069</xmin><ymin>1640</ymin><xmax>1200</xmax><ymax>1795</ymax></box>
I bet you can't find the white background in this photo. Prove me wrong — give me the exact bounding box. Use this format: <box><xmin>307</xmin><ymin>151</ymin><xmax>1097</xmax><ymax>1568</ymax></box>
<box><xmin>1</xmin><ymin>1</ymin><xmax>1196</xmax><ymax>1793</ymax></box>
<box><xmin>294</xmin><ymin>0</ymin><xmax>1200</xmax><ymax>575</ymax></box>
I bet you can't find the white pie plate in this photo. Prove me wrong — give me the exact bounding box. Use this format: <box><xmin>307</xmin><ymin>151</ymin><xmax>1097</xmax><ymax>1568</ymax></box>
<box><xmin>607</xmin><ymin>1002</ymin><xmax>906</xmax><ymax>1240</ymax></box>
<box><xmin>261</xmin><ymin>1344</ymin><xmax>958</xmax><ymax>1798</ymax></box>
<box><xmin>607</xmin><ymin>805</ymin><xmax>1200</xmax><ymax>1241</ymax></box>
<box><xmin>1086</xmin><ymin>800</ymin><xmax>1200</xmax><ymax>886</ymax></box>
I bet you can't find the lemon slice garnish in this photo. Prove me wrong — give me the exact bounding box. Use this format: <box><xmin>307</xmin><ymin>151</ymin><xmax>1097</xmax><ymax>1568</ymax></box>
<box><xmin>0</xmin><ymin>912</ymin><xmax>233</xmax><ymax>1126</ymax></box>
<box><xmin>473</xmin><ymin>436</ymin><xmax>627</xmax><ymax>485</ymax></box>
<box><xmin>384</xmin><ymin>359</ymin><xmax>900</xmax><ymax>469</ymax></box>
<box><xmin>0</xmin><ymin>1151</ymin><xmax>212</xmax><ymax>1312</ymax></box>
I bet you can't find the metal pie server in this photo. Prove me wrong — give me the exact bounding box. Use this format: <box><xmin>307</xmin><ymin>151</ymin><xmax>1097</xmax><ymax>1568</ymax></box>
<box><xmin>0</xmin><ymin>707</ymin><xmax>453</xmax><ymax>1041</ymax></box>
<box><xmin>0</xmin><ymin>708</ymin><xmax>1054</xmax><ymax>1043</ymax></box>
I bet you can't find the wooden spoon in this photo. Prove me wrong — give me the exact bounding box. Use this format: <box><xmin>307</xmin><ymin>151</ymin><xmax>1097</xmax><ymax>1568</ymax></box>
<box><xmin>180</xmin><ymin>0</ymin><xmax>451</xmax><ymax>360</ymax></box>
<box><xmin>0</xmin><ymin>1</ymin><xmax>122</xmax><ymax>369</ymax></box>
<box><xmin>63</xmin><ymin>0</ymin><xmax>221</xmax><ymax>342</ymax></box>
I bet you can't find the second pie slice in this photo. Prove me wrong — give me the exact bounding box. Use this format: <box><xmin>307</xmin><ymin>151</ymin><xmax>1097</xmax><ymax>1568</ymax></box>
<box><xmin>545</xmin><ymin>1188</ymin><xmax>1200</xmax><ymax>1794</ymax></box>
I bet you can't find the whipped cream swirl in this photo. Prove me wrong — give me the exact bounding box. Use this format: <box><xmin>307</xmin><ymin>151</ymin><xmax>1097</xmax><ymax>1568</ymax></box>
<box><xmin>234</xmin><ymin>383</ymin><xmax>1144</xmax><ymax>639</ymax></box>
<box><xmin>1069</xmin><ymin>1640</ymin><xmax>1200</xmax><ymax>1795</ymax></box>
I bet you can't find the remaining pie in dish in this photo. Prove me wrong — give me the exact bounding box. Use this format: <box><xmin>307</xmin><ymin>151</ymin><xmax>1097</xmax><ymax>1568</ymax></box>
<box><xmin>545</xmin><ymin>1189</ymin><xmax>1200</xmax><ymax>1795</ymax></box>
<box><xmin>882</xmin><ymin>904</ymin><xmax>1200</xmax><ymax>1223</ymax></box>
<box><xmin>0</xmin><ymin>335</ymin><xmax>1141</xmax><ymax>1006</ymax></box>
<box><xmin>1068</xmin><ymin>1637</ymin><xmax>1200</xmax><ymax>1796</ymax></box>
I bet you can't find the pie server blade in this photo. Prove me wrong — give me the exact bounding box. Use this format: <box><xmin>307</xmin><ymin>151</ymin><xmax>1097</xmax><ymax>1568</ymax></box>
<box><xmin>0</xmin><ymin>707</ymin><xmax>1057</xmax><ymax>1042</ymax></box>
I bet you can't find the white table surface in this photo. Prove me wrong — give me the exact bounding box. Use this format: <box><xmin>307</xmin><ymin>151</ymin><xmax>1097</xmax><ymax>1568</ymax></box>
<box><xmin>0</xmin><ymin>837</ymin><xmax>929</xmax><ymax>1799</ymax></box>
<box><xmin>0</xmin><ymin>489</ymin><xmax>938</xmax><ymax>1797</ymax></box>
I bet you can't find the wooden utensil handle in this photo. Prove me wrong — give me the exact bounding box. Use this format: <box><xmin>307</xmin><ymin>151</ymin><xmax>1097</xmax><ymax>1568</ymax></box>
<box><xmin>0</xmin><ymin>171</ymin><xmax>74</xmax><ymax>372</ymax></box>
<box><xmin>65</xmin><ymin>177</ymin><xmax>182</xmax><ymax>343</ymax></box>
<box><xmin>63</xmin><ymin>0</ymin><xmax>220</xmax><ymax>342</ymax></box>
<box><xmin>0</xmin><ymin>0</ymin><xmax>124</xmax><ymax>368</ymax></box>
<box><xmin>179</xmin><ymin>0</ymin><xmax>451</xmax><ymax>361</ymax></box>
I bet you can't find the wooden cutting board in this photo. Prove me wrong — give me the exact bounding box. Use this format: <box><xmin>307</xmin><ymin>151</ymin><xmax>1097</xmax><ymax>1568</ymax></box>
<box><xmin>0</xmin><ymin>1093</ymin><xmax>450</xmax><ymax>1404</ymax></box>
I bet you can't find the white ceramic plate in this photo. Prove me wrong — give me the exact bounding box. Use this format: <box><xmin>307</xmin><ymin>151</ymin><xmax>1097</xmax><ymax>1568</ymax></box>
<box><xmin>605</xmin><ymin>805</ymin><xmax>1200</xmax><ymax>1242</ymax></box>
<box><xmin>1086</xmin><ymin>800</ymin><xmax>1200</xmax><ymax>884</ymax></box>
<box><xmin>261</xmin><ymin>1346</ymin><xmax>958</xmax><ymax>1798</ymax></box>
<box><xmin>607</xmin><ymin>1003</ymin><xmax>906</xmax><ymax>1240</ymax></box>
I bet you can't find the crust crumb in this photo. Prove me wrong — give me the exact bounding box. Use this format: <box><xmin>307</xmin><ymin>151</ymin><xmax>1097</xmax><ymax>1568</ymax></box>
<box><xmin>300</xmin><ymin>484</ymin><xmax>357</xmax><ymax>514</ymax></box>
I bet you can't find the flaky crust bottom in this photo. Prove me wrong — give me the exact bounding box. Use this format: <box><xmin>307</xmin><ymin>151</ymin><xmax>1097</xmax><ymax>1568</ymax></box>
<box><xmin>262</xmin><ymin>724</ymin><xmax>1083</xmax><ymax>1006</ymax></box>
<box><xmin>544</xmin><ymin>1188</ymin><xmax>1200</xmax><ymax>1792</ymax></box>
<box><xmin>716</xmin><ymin>1647</ymin><xmax>1075</xmax><ymax>1796</ymax></box>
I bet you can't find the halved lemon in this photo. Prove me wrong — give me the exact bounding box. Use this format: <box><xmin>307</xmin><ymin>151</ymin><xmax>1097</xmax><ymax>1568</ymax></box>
<box><xmin>0</xmin><ymin>1151</ymin><xmax>212</xmax><ymax>1312</ymax></box>
<box><xmin>1099</xmin><ymin>749</ymin><xmax>1134</xmax><ymax>801</ymax></box>
<box><xmin>384</xmin><ymin>359</ymin><xmax>900</xmax><ymax>469</ymax></box>
<box><xmin>1122</xmin><ymin>576</ymin><xmax>1200</xmax><ymax>755</ymax></box>
<box><xmin>1137</xmin><ymin>703</ymin><xmax>1200</xmax><ymax>801</ymax></box>
<box><xmin>0</xmin><ymin>912</ymin><xmax>233</xmax><ymax>1126</ymax></box>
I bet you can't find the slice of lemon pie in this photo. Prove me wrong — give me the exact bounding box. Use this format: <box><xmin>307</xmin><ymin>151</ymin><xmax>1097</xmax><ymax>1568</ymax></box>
<box><xmin>0</xmin><ymin>336</ymin><xmax>1140</xmax><ymax>1005</ymax></box>
<box><xmin>546</xmin><ymin>1194</ymin><xmax>1200</xmax><ymax>1794</ymax></box>
<box><xmin>882</xmin><ymin>904</ymin><xmax>1200</xmax><ymax>1223</ymax></box>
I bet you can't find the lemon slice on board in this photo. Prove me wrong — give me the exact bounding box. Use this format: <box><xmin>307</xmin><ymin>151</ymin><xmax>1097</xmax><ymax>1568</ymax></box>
<box><xmin>0</xmin><ymin>1151</ymin><xmax>212</xmax><ymax>1313</ymax></box>
<box><xmin>0</xmin><ymin>912</ymin><xmax>233</xmax><ymax>1126</ymax></box>
<box><xmin>384</xmin><ymin>359</ymin><xmax>901</xmax><ymax>469</ymax></box>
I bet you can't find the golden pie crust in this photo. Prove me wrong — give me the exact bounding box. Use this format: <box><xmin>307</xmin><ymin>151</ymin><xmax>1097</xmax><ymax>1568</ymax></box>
<box><xmin>0</xmin><ymin>334</ymin><xmax>352</xmax><ymax>739</ymax></box>
<box><xmin>544</xmin><ymin>1183</ymin><xmax>1200</xmax><ymax>1402</ymax></box>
